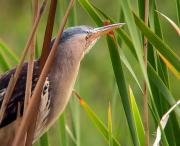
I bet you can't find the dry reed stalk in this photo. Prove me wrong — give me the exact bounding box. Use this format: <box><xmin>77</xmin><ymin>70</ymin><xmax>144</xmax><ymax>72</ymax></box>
<box><xmin>143</xmin><ymin>0</ymin><xmax>149</xmax><ymax>145</ymax></box>
<box><xmin>25</xmin><ymin>0</ymin><xmax>58</xmax><ymax>145</ymax></box>
<box><xmin>40</xmin><ymin>0</ymin><xmax>57</xmax><ymax>72</ymax></box>
<box><xmin>24</xmin><ymin>1</ymin><xmax>39</xmax><ymax>146</ymax></box>
<box><xmin>0</xmin><ymin>0</ymin><xmax>48</xmax><ymax>124</ymax></box>
<box><xmin>12</xmin><ymin>0</ymin><xmax>75</xmax><ymax>145</ymax></box>
<box><xmin>25</xmin><ymin>0</ymin><xmax>58</xmax><ymax>144</ymax></box>
<box><xmin>24</xmin><ymin>0</ymin><xmax>39</xmax><ymax>112</ymax></box>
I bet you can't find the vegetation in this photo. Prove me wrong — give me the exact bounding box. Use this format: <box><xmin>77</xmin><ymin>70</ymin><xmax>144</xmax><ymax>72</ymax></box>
<box><xmin>0</xmin><ymin>0</ymin><xmax>179</xmax><ymax>146</ymax></box>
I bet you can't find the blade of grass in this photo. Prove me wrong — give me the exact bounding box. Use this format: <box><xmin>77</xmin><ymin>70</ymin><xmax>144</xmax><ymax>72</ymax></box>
<box><xmin>133</xmin><ymin>13</ymin><xmax>180</xmax><ymax>78</ymax></box>
<box><xmin>153</xmin><ymin>100</ymin><xmax>180</xmax><ymax>146</ymax></box>
<box><xmin>100</xmin><ymin>10</ymin><xmax>179</xmax><ymax>146</ymax></box>
<box><xmin>65</xmin><ymin>0</ymin><xmax>77</xmax><ymax>26</ymax></box>
<box><xmin>149</xmin><ymin>3</ymin><xmax>177</xmax><ymax>146</ymax></box>
<box><xmin>129</xmin><ymin>86</ymin><xmax>145</xmax><ymax>146</ymax></box>
<box><xmin>0</xmin><ymin>39</ymin><xmax>19</xmax><ymax>65</ymax></box>
<box><xmin>0</xmin><ymin>40</ymin><xmax>18</xmax><ymax>72</ymax></box>
<box><xmin>69</xmin><ymin>96</ymin><xmax>80</xmax><ymax>146</ymax></box>
<box><xmin>65</xmin><ymin>125</ymin><xmax>77</xmax><ymax>145</ymax></box>
<box><xmin>176</xmin><ymin>0</ymin><xmax>180</xmax><ymax>26</ymax></box>
<box><xmin>120</xmin><ymin>51</ymin><xmax>143</xmax><ymax>93</ymax></box>
<box><xmin>40</xmin><ymin>132</ymin><xmax>49</xmax><ymax>146</ymax></box>
<box><xmin>78</xmin><ymin>0</ymin><xmax>103</xmax><ymax>26</ymax></box>
<box><xmin>79</xmin><ymin>0</ymin><xmax>149</xmax><ymax>97</ymax></box>
<box><xmin>35</xmin><ymin>39</ymin><xmax>40</xmax><ymax>58</ymax></box>
<box><xmin>89</xmin><ymin>7</ymin><xmax>143</xmax><ymax>94</ymax></box>
<box><xmin>0</xmin><ymin>51</ymin><xmax>10</xmax><ymax>72</ymax></box>
<box><xmin>118</xmin><ymin>1</ymin><xmax>152</xmax><ymax>111</ymax></box>
<box><xmin>147</xmin><ymin>63</ymin><xmax>180</xmax><ymax>116</ymax></box>
<box><xmin>93</xmin><ymin>6</ymin><xmax>178</xmax><ymax>115</ymax></box>
<box><xmin>106</xmin><ymin>34</ymin><xmax>140</xmax><ymax>146</ymax></box>
<box><xmin>137</xmin><ymin>0</ymin><xmax>145</xmax><ymax>20</ymax></box>
<box><xmin>73</xmin><ymin>91</ymin><xmax>122</xmax><ymax>146</ymax></box>
<box><xmin>156</xmin><ymin>11</ymin><xmax>180</xmax><ymax>36</ymax></box>
<box><xmin>79</xmin><ymin>3</ymin><xmax>179</xmax><ymax>146</ymax></box>
<box><xmin>108</xmin><ymin>102</ymin><xmax>113</xmax><ymax>146</ymax></box>
<box><xmin>92</xmin><ymin>8</ymin><xmax>179</xmax><ymax>145</ymax></box>
<box><xmin>59</xmin><ymin>113</ymin><xmax>67</xmax><ymax>146</ymax></box>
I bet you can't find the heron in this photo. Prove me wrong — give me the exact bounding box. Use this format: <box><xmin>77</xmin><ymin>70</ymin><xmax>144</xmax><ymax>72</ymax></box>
<box><xmin>0</xmin><ymin>23</ymin><xmax>124</xmax><ymax>145</ymax></box>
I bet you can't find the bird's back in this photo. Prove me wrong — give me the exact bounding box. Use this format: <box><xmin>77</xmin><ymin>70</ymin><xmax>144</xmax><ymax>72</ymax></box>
<box><xmin>0</xmin><ymin>60</ymin><xmax>40</xmax><ymax>128</ymax></box>
<box><xmin>0</xmin><ymin>60</ymin><xmax>51</xmax><ymax>144</ymax></box>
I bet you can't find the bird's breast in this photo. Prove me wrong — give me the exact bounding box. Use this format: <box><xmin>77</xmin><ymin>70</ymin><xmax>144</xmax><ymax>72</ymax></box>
<box><xmin>45</xmin><ymin>55</ymin><xmax>81</xmax><ymax>130</ymax></box>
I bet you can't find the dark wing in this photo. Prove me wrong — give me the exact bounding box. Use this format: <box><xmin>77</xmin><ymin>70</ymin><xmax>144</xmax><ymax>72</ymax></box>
<box><xmin>0</xmin><ymin>60</ymin><xmax>40</xmax><ymax>128</ymax></box>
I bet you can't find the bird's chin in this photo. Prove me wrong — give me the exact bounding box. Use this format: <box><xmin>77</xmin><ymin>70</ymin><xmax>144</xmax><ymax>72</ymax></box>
<box><xmin>84</xmin><ymin>39</ymin><xmax>97</xmax><ymax>55</ymax></box>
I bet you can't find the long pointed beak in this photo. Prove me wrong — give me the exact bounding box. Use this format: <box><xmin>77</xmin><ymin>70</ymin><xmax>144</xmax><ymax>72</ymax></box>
<box><xmin>87</xmin><ymin>23</ymin><xmax>125</xmax><ymax>41</ymax></box>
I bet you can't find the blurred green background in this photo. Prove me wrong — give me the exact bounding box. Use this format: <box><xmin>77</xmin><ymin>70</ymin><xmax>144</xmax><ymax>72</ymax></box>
<box><xmin>0</xmin><ymin>0</ymin><xmax>179</xmax><ymax>146</ymax></box>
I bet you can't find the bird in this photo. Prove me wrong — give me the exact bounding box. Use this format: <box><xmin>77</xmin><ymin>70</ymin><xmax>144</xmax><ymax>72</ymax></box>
<box><xmin>0</xmin><ymin>23</ymin><xmax>124</xmax><ymax>145</ymax></box>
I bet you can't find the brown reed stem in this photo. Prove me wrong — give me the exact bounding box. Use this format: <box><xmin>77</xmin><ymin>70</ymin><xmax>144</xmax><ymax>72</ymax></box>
<box><xmin>25</xmin><ymin>0</ymin><xmax>39</xmax><ymax>146</ymax></box>
<box><xmin>143</xmin><ymin>0</ymin><xmax>149</xmax><ymax>145</ymax></box>
<box><xmin>40</xmin><ymin>0</ymin><xmax>57</xmax><ymax>72</ymax></box>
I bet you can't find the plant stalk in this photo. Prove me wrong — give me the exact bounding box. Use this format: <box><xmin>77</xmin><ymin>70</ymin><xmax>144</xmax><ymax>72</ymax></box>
<box><xmin>143</xmin><ymin>0</ymin><xmax>149</xmax><ymax>145</ymax></box>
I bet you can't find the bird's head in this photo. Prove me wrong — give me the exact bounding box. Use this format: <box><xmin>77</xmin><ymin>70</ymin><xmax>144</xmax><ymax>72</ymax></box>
<box><xmin>56</xmin><ymin>23</ymin><xmax>125</xmax><ymax>61</ymax></box>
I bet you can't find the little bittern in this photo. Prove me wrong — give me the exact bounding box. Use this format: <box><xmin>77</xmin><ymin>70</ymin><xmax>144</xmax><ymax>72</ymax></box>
<box><xmin>0</xmin><ymin>23</ymin><xmax>124</xmax><ymax>145</ymax></box>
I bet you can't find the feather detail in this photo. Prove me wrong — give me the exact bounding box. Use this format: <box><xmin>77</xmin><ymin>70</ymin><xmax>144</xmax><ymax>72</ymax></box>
<box><xmin>0</xmin><ymin>89</ymin><xmax>6</xmax><ymax>100</ymax></box>
<box><xmin>34</xmin><ymin>77</ymin><xmax>51</xmax><ymax>139</ymax></box>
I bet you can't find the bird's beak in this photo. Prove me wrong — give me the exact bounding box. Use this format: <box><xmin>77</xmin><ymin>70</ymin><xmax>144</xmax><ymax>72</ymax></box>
<box><xmin>87</xmin><ymin>23</ymin><xmax>125</xmax><ymax>41</ymax></box>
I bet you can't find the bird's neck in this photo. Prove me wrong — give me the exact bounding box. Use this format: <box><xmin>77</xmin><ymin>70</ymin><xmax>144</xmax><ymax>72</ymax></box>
<box><xmin>47</xmin><ymin>46</ymin><xmax>81</xmax><ymax>126</ymax></box>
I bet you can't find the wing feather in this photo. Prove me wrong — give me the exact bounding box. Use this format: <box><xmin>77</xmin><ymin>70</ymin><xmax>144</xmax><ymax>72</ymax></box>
<box><xmin>0</xmin><ymin>61</ymin><xmax>40</xmax><ymax>127</ymax></box>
